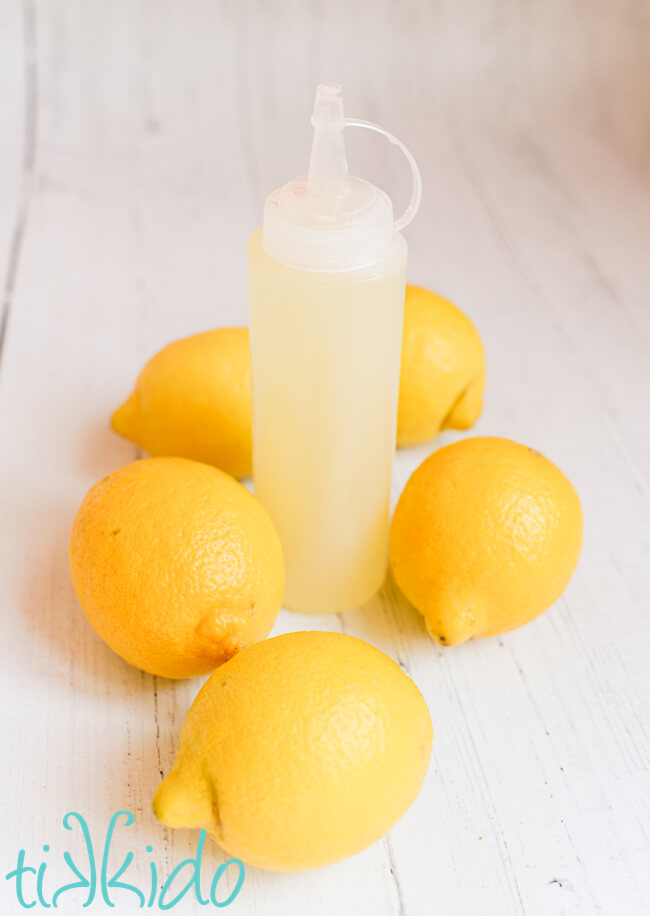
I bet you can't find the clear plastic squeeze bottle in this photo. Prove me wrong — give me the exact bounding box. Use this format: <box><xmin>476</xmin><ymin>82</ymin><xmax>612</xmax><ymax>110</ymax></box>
<box><xmin>247</xmin><ymin>83</ymin><xmax>421</xmax><ymax>614</ymax></box>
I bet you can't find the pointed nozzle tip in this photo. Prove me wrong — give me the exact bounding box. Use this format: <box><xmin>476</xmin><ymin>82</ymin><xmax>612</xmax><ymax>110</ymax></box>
<box><xmin>317</xmin><ymin>82</ymin><xmax>342</xmax><ymax>97</ymax></box>
<box><xmin>311</xmin><ymin>82</ymin><xmax>345</xmax><ymax>130</ymax></box>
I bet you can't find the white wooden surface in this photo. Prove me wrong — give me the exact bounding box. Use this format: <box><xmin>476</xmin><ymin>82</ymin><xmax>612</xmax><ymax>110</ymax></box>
<box><xmin>1</xmin><ymin>1</ymin><xmax>649</xmax><ymax>913</ymax></box>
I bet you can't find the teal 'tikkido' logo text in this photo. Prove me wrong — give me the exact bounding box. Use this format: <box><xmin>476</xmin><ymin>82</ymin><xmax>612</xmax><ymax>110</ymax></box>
<box><xmin>5</xmin><ymin>811</ymin><xmax>245</xmax><ymax>910</ymax></box>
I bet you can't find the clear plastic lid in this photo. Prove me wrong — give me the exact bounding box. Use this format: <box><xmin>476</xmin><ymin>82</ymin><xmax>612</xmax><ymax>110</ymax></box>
<box><xmin>262</xmin><ymin>83</ymin><xmax>421</xmax><ymax>271</ymax></box>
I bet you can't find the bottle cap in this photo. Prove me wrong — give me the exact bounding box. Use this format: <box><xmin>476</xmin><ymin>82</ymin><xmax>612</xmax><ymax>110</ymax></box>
<box><xmin>262</xmin><ymin>83</ymin><xmax>421</xmax><ymax>271</ymax></box>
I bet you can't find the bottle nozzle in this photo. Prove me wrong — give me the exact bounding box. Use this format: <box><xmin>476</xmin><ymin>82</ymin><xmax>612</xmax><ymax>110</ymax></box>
<box><xmin>262</xmin><ymin>82</ymin><xmax>421</xmax><ymax>270</ymax></box>
<box><xmin>307</xmin><ymin>83</ymin><xmax>350</xmax><ymax>205</ymax></box>
<box><xmin>310</xmin><ymin>82</ymin><xmax>346</xmax><ymax>130</ymax></box>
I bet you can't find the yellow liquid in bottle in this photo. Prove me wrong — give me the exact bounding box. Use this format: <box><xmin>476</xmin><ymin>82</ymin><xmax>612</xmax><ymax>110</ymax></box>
<box><xmin>247</xmin><ymin>226</ymin><xmax>407</xmax><ymax>613</ymax></box>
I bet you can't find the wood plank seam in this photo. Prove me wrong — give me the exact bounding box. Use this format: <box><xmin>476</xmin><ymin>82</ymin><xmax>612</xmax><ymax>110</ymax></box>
<box><xmin>0</xmin><ymin>0</ymin><xmax>37</xmax><ymax>378</ymax></box>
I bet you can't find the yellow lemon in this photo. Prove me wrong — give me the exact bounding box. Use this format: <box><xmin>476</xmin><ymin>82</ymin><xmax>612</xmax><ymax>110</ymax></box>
<box><xmin>390</xmin><ymin>437</ymin><xmax>583</xmax><ymax>645</ymax></box>
<box><xmin>112</xmin><ymin>290</ymin><xmax>484</xmax><ymax>472</ymax></box>
<box><xmin>69</xmin><ymin>457</ymin><xmax>284</xmax><ymax>678</ymax></box>
<box><xmin>112</xmin><ymin>328</ymin><xmax>252</xmax><ymax>478</ymax></box>
<box><xmin>397</xmin><ymin>285</ymin><xmax>485</xmax><ymax>446</ymax></box>
<box><xmin>153</xmin><ymin>631</ymin><xmax>432</xmax><ymax>871</ymax></box>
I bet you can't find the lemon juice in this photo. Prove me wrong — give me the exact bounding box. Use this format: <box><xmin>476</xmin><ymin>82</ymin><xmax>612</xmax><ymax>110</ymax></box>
<box><xmin>248</xmin><ymin>227</ymin><xmax>406</xmax><ymax>612</ymax></box>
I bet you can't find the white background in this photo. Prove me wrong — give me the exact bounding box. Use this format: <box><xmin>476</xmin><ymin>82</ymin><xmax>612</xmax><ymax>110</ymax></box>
<box><xmin>1</xmin><ymin>1</ymin><xmax>649</xmax><ymax>914</ymax></box>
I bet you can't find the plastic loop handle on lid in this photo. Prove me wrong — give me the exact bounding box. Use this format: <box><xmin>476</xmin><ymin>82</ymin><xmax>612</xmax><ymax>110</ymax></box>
<box><xmin>343</xmin><ymin>118</ymin><xmax>422</xmax><ymax>233</ymax></box>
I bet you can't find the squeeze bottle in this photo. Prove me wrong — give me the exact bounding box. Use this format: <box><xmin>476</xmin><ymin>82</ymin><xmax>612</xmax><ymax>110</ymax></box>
<box><xmin>247</xmin><ymin>83</ymin><xmax>421</xmax><ymax>613</ymax></box>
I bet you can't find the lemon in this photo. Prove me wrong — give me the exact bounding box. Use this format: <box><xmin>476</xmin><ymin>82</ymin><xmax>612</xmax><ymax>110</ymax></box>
<box><xmin>69</xmin><ymin>457</ymin><xmax>284</xmax><ymax>678</ymax></box>
<box><xmin>397</xmin><ymin>285</ymin><xmax>485</xmax><ymax>446</ymax></box>
<box><xmin>390</xmin><ymin>437</ymin><xmax>583</xmax><ymax>645</ymax></box>
<box><xmin>112</xmin><ymin>328</ymin><xmax>252</xmax><ymax>478</ymax></box>
<box><xmin>112</xmin><ymin>288</ymin><xmax>484</xmax><ymax>471</ymax></box>
<box><xmin>153</xmin><ymin>631</ymin><xmax>433</xmax><ymax>871</ymax></box>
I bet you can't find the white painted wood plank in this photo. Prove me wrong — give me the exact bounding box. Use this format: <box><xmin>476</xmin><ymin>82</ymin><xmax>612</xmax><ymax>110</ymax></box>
<box><xmin>1</xmin><ymin>1</ymin><xmax>649</xmax><ymax>914</ymax></box>
<box><xmin>0</xmin><ymin>0</ymin><xmax>33</xmax><ymax>355</ymax></box>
